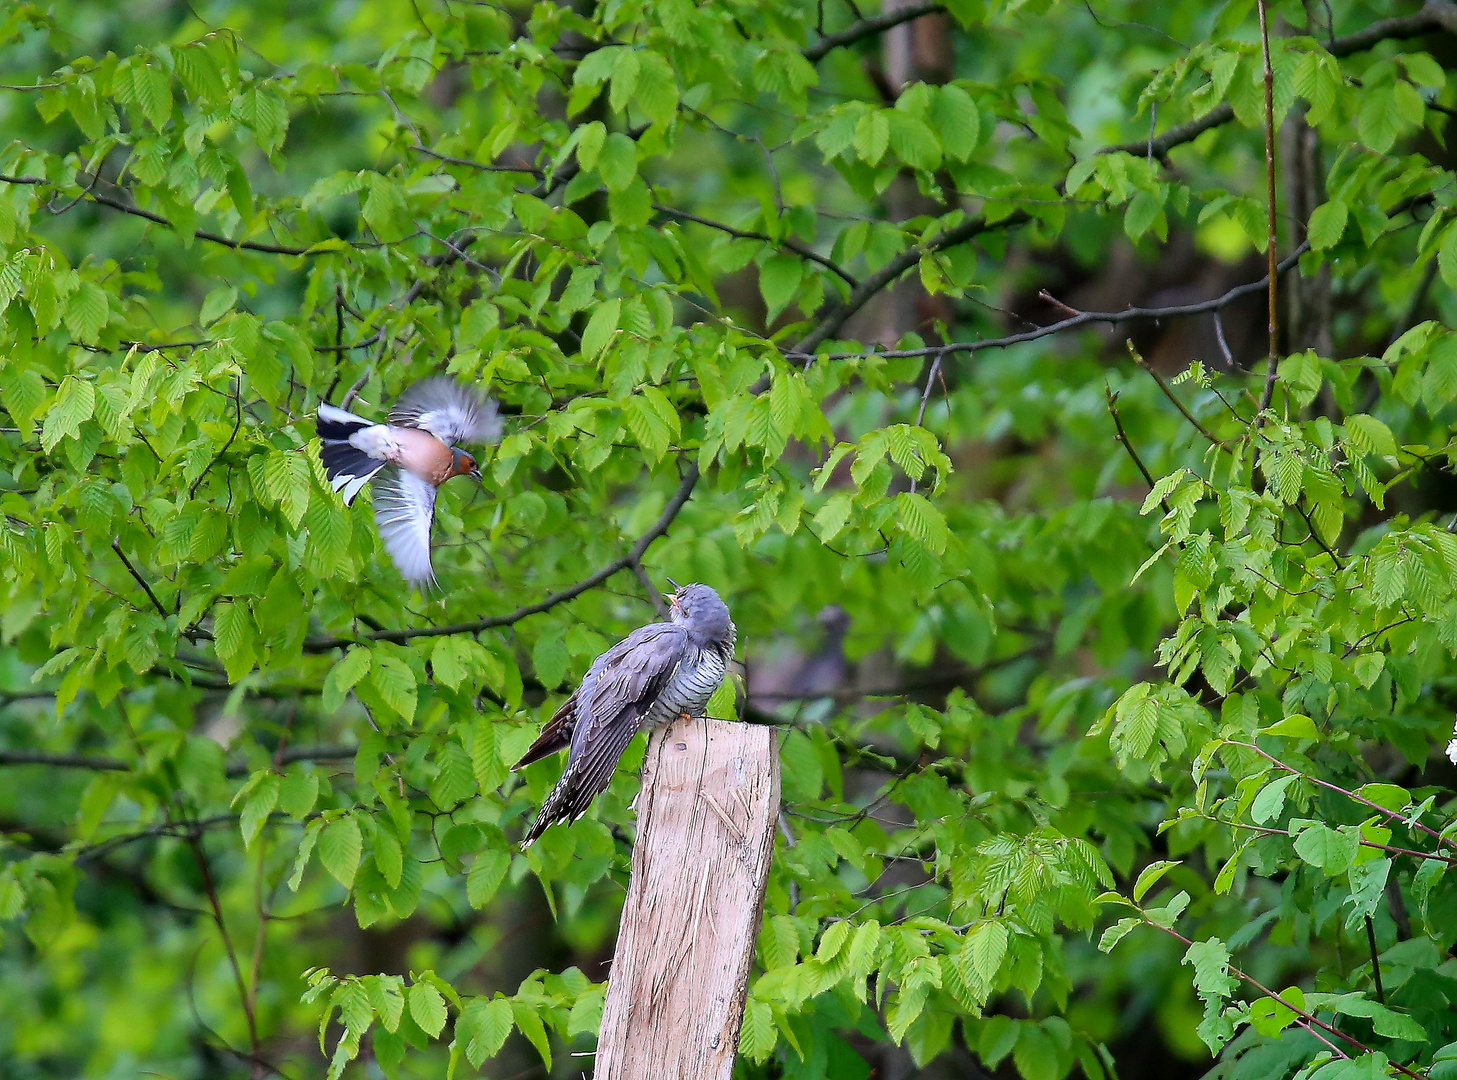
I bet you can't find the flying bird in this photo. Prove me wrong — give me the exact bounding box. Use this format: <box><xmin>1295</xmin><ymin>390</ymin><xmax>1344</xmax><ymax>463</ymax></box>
<box><xmin>315</xmin><ymin>376</ymin><xmax>501</xmax><ymax>589</ymax></box>
<box><xmin>514</xmin><ymin>582</ymin><xmax>737</xmax><ymax>845</ymax></box>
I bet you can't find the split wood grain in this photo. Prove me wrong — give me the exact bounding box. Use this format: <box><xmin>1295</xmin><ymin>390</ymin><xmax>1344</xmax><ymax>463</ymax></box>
<box><xmin>594</xmin><ymin>717</ymin><xmax>781</xmax><ymax>1080</ymax></box>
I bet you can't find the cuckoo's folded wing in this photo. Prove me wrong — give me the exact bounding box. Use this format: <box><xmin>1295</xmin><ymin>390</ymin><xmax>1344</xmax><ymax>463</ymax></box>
<box><xmin>390</xmin><ymin>377</ymin><xmax>501</xmax><ymax>446</ymax></box>
<box><xmin>521</xmin><ymin>622</ymin><xmax>688</xmax><ymax>844</ymax></box>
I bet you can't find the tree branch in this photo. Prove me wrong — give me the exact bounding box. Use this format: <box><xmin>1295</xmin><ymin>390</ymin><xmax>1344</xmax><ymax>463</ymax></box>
<box><xmin>301</xmin><ymin>462</ymin><xmax>701</xmax><ymax>652</ymax></box>
<box><xmin>795</xmin><ymin>6</ymin><xmax>1456</xmax><ymax>357</ymax></box>
<box><xmin>1256</xmin><ymin>0</ymin><xmax>1281</xmax><ymax>414</ymax></box>
<box><xmin>112</xmin><ymin>538</ymin><xmax>169</xmax><ymax>620</ymax></box>
<box><xmin>803</xmin><ymin>2</ymin><xmax>947</xmax><ymax>63</ymax></box>
<box><xmin>792</xmin><ymin>242</ymin><xmax>1310</xmax><ymax>362</ymax></box>
<box><xmin>0</xmin><ymin>174</ymin><xmax>313</xmax><ymax>256</ymax></box>
<box><xmin>655</xmin><ymin>205</ymin><xmax>859</xmax><ymax>287</ymax></box>
<box><xmin>0</xmin><ymin>744</ymin><xmax>357</xmax><ymax>777</ymax></box>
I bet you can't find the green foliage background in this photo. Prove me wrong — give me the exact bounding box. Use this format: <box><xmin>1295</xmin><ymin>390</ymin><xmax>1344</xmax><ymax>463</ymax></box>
<box><xmin>1</xmin><ymin>0</ymin><xmax>1456</xmax><ymax>1077</ymax></box>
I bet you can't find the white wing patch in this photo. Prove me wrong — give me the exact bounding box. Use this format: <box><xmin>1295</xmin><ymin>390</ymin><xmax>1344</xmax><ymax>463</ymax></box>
<box><xmin>390</xmin><ymin>376</ymin><xmax>501</xmax><ymax>446</ymax></box>
<box><xmin>373</xmin><ymin>466</ymin><xmax>438</xmax><ymax>589</ymax></box>
<box><xmin>347</xmin><ymin>424</ymin><xmax>400</xmax><ymax>461</ymax></box>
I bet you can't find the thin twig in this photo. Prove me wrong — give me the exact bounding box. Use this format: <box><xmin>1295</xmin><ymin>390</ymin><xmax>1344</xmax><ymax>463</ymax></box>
<box><xmin>1148</xmin><ymin>920</ymin><xmax>1426</xmax><ymax>1080</ymax></box>
<box><xmin>111</xmin><ymin>539</ymin><xmax>169</xmax><ymax>619</ymax></box>
<box><xmin>803</xmin><ymin>1</ymin><xmax>946</xmax><ymax>62</ymax></box>
<box><xmin>185</xmin><ymin>829</ymin><xmax>261</xmax><ymax>1065</ymax></box>
<box><xmin>1125</xmin><ymin>341</ymin><xmax>1228</xmax><ymax>448</ymax></box>
<box><xmin>1257</xmin><ymin>0</ymin><xmax>1280</xmax><ymax>415</ymax></box>
<box><xmin>1106</xmin><ymin>386</ymin><xmax>1162</xmax><ymax>499</ymax></box>
<box><xmin>0</xmin><ymin>175</ymin><xmax>311</xmax><ymax>256</ymax></box>
<box><xmin>793</xmin><ymin>244</ymin><xmax>1311</xmax><ymax>363</ymax></box>
<box><xmin>301</xmin><ymin>462</ymin><xmax>701</xmax><ymax>651</ymax></box>
<box><xmin>0</xmin><ymin>744</ymin><xmax>356</xmax><ymax>776</ymax></box>
<box><xmin>1226</xmin><ymin>739</ymin><xmax>1456</xmax><ymax>851</ymax></box>
<box><xmin>655</xmin><ymin>205</ymin><xmax>858</xmax><ymax>287</ymax></box>
<box><xmin>630</xmin><ymin>557</ymin><xmax>671</xmax><ymax>620</ymax></box>
<box><xmin>1365</xmin><ymin>915</ymin><xmax>1385</xmax><ymax>1004</ymax></box>
<box><xmin>189</xmin><ymin>378</ymin><xmax>244</xmax><ymax>498</ymax></box>
<box><xmin>908</xmin><ymin>347</ymin><xmax>950</xmax><ymax>494</ymax></box>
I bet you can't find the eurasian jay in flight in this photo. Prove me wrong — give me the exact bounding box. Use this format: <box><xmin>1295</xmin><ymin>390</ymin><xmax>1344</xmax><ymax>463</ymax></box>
<box><xmin>315</xmin><ymin>377</ymin><xmax>501</xmax><ymax>590</ymax></box>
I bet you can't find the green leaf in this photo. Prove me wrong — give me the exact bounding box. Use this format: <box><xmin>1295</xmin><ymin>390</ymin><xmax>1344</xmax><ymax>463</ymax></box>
<box><xmin>1308</xmin><ymin>201</ymin><xmax>1348</xmax><ymax>250</ymax></box>
<box><xmin>1293</xmin><ymin>823</ymin><xmax>1360</xmax><ymax>876</ymax></box>
<box><xmin>369</xmin><ymin>652</ymin><xmax>417</xmax><ymax>721</ymax></box>
<box><xmin>1133</xmin><ymin>860</ymin><xmax>1180</xmax><ymax>902</ymax></box>
<box><xmin>239</xmin><ymin>772</ymin><xmax>280</xmax><ymax>848</ymax></box>
<box><xmin>466</xmin><ymin>850</ymin><xmax>510</xmax><ymax>908</ymax></box>
<box><xmin>581</xmin><ymin>298</ymin><xmax>621</xmax><ymax>359</ymax></box>
<box><xmin>408</xmin><ymin>980</ymin><xmax>447</xmax><ymax>1039</ymax></box>
<box><xmin>459</xmin><ymin>997</ymin><xmax>513</xmax><ymax>1067</ymax></box>
<box><xmin>740</xmin><ymin>997</ymin><xmax>776</xmax><ymax>1062</ymax></box>
<box><xmin>320</xmin><ymin>816</ymin><xmax>364</xmax><ymax>890</ymax></box>
<box><xmin>759</xmin><ymin>254</ymin><xmax>803</xmax><ymax>322</ymax></box>
<box><xmin>65</xmin><ymin>282</ymin><xmax>109</xmax><ymax>344</ymax></box>
<box><xmin>597</xmin><ymin>132</ymin><xmax>637</xmax><ymax>192</ymax></box>
<box><xmin>42</xmin><ymin>376</ymin><xmax>95</xmax><ymax>451</ymax></box>
<box><xmin>1098</xmin><ymin>917</ymin><xmax>1141</xmax><ymax>953</ymax></box>
<box><xmin>1250</xmin><ymin>774</ymin><xmax>1295</xmax><ymax>824</ymax></box>
<box><xmin>1261</xmin><ymin>714</ymin><xmax>1320</xmax><ymax>739</ymax></box>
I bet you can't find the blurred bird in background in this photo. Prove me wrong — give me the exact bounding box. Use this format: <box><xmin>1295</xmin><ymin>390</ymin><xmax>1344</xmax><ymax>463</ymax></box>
<box><xmin>315</xmin><ymin>376</ymin><xmax>501</xmax><ymax>590</ymax></box>
<box><xmin>514</xmin><ymin>582</ymin><xmax>737</xmax><ymax>845</ymax></box>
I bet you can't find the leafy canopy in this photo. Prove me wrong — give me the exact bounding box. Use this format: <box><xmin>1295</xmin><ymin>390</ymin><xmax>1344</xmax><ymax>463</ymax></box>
<box><xmin>0</xmin><ymin>1</ymin><xmax>1456</xmax><ymax>1079</ymax></box>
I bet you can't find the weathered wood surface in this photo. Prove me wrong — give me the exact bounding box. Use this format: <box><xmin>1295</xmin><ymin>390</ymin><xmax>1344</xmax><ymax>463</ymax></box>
<box><xmin>595</xmin><ymin>717</ymin><xmax>780</xmax><ymax>1080</ymax></box>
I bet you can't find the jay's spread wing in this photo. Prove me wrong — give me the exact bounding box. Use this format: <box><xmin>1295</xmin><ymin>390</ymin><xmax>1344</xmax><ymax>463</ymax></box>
<box><xmin>521</xmin><ymin>622</ymin><xmax>687</xmax><ymax>844</ymax></box>
<box><xmin>390</xmin><ymin>377</ymin><xmax>501</xmax><ymax>446</ymax></box>
<box><xmin>372</xmin><ymin>465</ymin><xmax>437</xmax><ymax>589</ymax></box>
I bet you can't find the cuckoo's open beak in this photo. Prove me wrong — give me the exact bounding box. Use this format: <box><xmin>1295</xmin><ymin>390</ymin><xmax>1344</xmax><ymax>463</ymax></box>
<box><xmin>666</xmin><ymin>576</ymin><xmax>681</xmax><ymax>589</ymax></box>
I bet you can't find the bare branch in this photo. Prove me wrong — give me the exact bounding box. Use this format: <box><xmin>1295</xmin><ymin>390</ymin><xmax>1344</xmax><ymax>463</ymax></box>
<box><xmin>795</xmin><ymin>7</ymin><xmax>1456</xmax><ymax>357</ymax></box>
<box><xmin>1</xmin><ymin>174</ymin><xmax>313</xmax><ymax>256</ymax></box>
<box><xmin>0</xmin><ymin>744</ymin><xmax>357</xmax><ymax>777</ymax></box>
<box><xmin>804</xmin><ymin>2</ymin><xmax>947</xmax><ymax>63</ymax></box>
<box><xmin>656</xmin><ymin>205</ymin><xmax>859</xmax><ymax>287</ymax></box>
<box><xmin>1106</xmin><ymin>386</ymin><xmax>1161</xmax><ymax>496</ymax></box>
<box><xmin>112</xmin><ymin>538</ymin><xmax>170</xmax><ymax>620</ymax></box>
<box><xmin>791</xmin><ymin>242</ymin><xmax>1310</xmax><ymax>362</ymax></box>
<box><xmin>301</xmin><ymin>462</ymin><xmax>701</xmax><ymax>652</ymax></box>
<box><xmin>1256</xmin><ymin>0</ymin><xmax>1281</xmax><ymax>415</ymax></box>
<box><xmin>0</xmin><ymin>750</ymin><xmax>130</xmax><ymax>771</ymax></box>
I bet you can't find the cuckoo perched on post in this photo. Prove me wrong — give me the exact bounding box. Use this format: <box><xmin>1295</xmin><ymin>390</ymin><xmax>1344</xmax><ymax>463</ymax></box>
<box><xmin>315</xmin><ymin>376</ymin><xmax>500</xmax><ymax>590</ymax></box>
<box><xmin>515</xmin><ymin>582</ymin><xmax>737</xmax><ymax>845</ymax></box>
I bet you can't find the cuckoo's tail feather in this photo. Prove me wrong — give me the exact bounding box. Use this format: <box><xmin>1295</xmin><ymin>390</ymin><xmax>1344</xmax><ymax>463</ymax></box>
<box><xmin>316</xmin><ymin>403</ymin><xmax>386</xmax><ymax>505</ymax></box>
<box><xmin>512</xmin><ymin>695</ymin><xmax>578</xmax><ymax>772</ymax></box>
<box><xmin>521</xmin><ymin>716</ymin><xmax>641</xmax><ymax>846</ymax></box>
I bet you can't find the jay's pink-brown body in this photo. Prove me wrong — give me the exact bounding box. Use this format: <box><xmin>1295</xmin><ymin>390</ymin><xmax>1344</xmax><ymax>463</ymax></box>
<box><xmin>316</xmin><ymin>377</ymin><xmax>500</xmax><ymax>589</ymax></box>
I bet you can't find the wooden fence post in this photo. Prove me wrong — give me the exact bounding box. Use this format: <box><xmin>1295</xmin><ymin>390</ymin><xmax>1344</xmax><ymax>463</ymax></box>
<box><xmin>594</xmin><ymin>716</ymin><xmax>780</xmax><ymax>1080</ymax></box>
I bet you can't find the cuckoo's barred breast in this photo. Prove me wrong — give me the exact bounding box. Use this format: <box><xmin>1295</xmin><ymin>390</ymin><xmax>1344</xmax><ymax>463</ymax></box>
<box><xmin>645</xmin><ymin>645</ymin><xmax>730</xmax><ymax>730</ymax></box>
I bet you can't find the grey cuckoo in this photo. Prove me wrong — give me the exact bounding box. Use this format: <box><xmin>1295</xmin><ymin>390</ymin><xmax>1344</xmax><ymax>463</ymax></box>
<box><xmin>514</xmin><ymin>582</ymin><xmax>737</xmax><ymax>845</ymax></box>
<box><xmin>315</xmin><ymin>376</ymin><xmax>501</xmax><ymax>590</ymax></box>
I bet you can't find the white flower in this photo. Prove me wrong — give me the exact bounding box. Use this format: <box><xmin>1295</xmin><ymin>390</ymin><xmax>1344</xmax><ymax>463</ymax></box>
<box><xmin>1449</xmin><ymin>716</ymin><xmax>1457</xmax><ymax>765</ymax></box>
